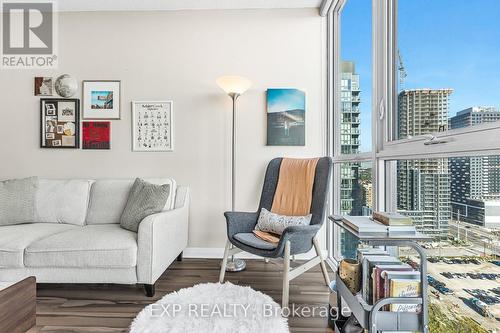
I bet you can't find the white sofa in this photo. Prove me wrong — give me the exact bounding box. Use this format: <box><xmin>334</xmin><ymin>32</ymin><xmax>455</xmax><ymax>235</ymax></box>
<box><xmin>0</xmin><ymin>178</ymin><xmax>189</xmax><ymax>296</ymax></box>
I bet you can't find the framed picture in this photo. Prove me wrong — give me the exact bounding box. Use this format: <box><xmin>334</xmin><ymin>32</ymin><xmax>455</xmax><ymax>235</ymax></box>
<box><xmin>40</xmin><ymin>99</ymin><xmax>79</xmax><ymax>148</ymax></box>
<box><xmin>82</xmin><ymin>80</ymin><xmax>121</xmax><ymax>119</ymax></box>
<box><xmin>34</xmin><ymin>77</ymin><xmax>53</xmax><ymax>96</ymax></box>
<box><xmin>132</xmin><ymin>101</ymin><xmax>173</xmax><ymax>152</ymax></box>
<box><xmin>82</xmin><ymin>121</ymin><xmax>111</xmax><ymax>150</ymax></box>
<box><xmin>266</xmin><ymin>88</ymin><xmax>306</xmax><ymax>146</ymax></box>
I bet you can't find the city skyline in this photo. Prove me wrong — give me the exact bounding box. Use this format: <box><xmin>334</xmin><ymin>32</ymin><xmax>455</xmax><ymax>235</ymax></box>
<box><xmin>341</xmin><ymin>0</ymin><xmax>500</xmax><ymax>152</ymax></box>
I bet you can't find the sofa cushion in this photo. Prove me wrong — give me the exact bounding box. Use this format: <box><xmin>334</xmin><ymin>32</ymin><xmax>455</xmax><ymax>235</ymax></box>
<box><xmin>0</xmin><ymin>223</ymin><xmax>76</xmax><ymax>267</ymax></box>
<box><xmin>86</xmin><ymin>178</ymin><xmax>176</xmax><ymax>225</ymax></box>
<box><xmin>35</xmin><ymin>179</ymin><xmax>93</xmax><ymax>226</ymax></box>
<box><xmin>0</xmin><ymin>177</ymin><xmax>38</xmax><ymax>226</ymax></box>
<box><xmin>25</xmin><ymin>224</ymin><xmax>137</xmax><ymax>268</ymax></box>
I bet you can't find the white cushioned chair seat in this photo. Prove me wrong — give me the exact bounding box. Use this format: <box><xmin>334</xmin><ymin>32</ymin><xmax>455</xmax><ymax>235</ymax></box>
<box><xmin>85</xmin><ymin>178</ymin><xmax>177</xmax><ymax>225</ymax></box>
<box><xmin>0</xmin><ymin>223</ymin><xmax>76</xmax><ymax>268</ymax></box>
<box><xmin>25</xmin><ymin>224</ymin><xmax>138</xmax><ymax>268</ymax></box>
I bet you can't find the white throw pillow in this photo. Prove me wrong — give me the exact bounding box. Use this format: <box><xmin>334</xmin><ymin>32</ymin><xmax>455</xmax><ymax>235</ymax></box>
<box><xmin>35</xmin><ymin>179</ymin><xmax>93</xmax><ymax>226</ymax></box>
<box><xmin>255</xmin><ymin>208</ymin><xmax>312</xmax><ymax>235</ymax></box>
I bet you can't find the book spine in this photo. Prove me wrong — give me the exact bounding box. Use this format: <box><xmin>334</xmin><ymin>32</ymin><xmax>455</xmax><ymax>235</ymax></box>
<box><xmin>372</xmin><ymin>212</ymin><xmax>390</xmax><ymax>226</ymax></box>
<box><xmin>362</xmin><ymin>259</ymin><xmax>369</xmax><ymax>302</ymax></box>
<box><xmin>373</xmin><ymin>212</ymin><xmax>412</xmax><ymax>226</ymax></box>
<box><xmin>373</xmin><ymin>268</ymin><xmax>380</xmax><ymax>304</ymax></box>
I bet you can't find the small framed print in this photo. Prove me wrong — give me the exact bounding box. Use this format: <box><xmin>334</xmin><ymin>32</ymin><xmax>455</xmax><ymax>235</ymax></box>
<box><xmin>40</xmin><ymin>99</ymin><xmax>79</xmax><ymax>148</ymax></box>
<box><xmin>82</xmin><ymin>121</ymin><xmax>111</xmax><ymax>150</ymax></box>
<box><xmin>82</xmin><ymin>80</ymin><xmax>121</xmax><ymax>119</ymax></box>
<box><xmin>34</xmin><ymin>77</ymin><xmax>53</xmax><ymax>96</ymax></box>
<box><xmin>132</xmin><ymin>101</ymin><xmax>173</xmax><ymax>152</ymax></box>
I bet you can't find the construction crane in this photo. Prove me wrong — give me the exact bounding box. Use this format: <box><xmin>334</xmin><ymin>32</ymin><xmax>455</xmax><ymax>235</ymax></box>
<box><xmin>397</xmin><ymin>49</ymin><xmax>407</xmax><ymax>88</ymax></box>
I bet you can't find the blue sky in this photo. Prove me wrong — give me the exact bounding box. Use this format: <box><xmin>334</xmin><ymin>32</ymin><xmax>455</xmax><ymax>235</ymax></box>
<box><xmin>267</xmin><ymin>88</ymin><xmax>305</xmax><ymax>113</ymax></box>
<box><xmin>341</xmin><ymin>0</ymin><xmax>500</xmax><ymax>152</ymax></box>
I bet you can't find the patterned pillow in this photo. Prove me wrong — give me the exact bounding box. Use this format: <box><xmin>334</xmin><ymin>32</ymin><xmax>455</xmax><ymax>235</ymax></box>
<box><xmin>255</xmin><ymin>208</ymin><xmax>312</xmax><ymax>235</ymax></box>
<box><xmin>119</xmin><ymin>178</ymin><xmax>170</xmax><ymax>232</ymax></box>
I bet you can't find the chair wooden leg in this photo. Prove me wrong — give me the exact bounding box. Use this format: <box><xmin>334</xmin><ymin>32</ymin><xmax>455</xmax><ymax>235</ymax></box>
<box><xmin>282</xmin><ymin>240</ymin><xmax>291</xmax><ymax>309</ymax></box>
<box><xmin>313</xmin><ymin>236</ymin><xmax>331</xmax><ymax>286</ymax></box>
<box><xmin>219</xmin><ymin>240</ymin><xmax>231</xmax><ymax>283</ymax></box>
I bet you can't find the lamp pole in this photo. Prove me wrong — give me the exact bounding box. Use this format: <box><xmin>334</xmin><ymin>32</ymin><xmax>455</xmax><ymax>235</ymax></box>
<box><xmin>216</xmin><ymin>76</ymin><xmax>251</xmax><ymax>273</ymax></box>
<box><xmin>225</xmin><ymin>92</ymin><xmax>246</xmax><ymax>272</ymax></box>
<box><xmin>230</xmin><ymin>92</ymin><xmax>239</xmax><ymax>211</ymax></box>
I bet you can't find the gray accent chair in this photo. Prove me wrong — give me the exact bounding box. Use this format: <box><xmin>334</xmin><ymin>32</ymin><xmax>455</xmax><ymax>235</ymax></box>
<box><xmin>219</xmin><ymin>157</ymin><xmax>332</xmax><ymax>308</ymax></box>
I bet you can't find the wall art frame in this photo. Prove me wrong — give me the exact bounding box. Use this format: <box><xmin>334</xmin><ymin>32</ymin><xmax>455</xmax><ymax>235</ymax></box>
<box><xmin>40</xmin><ymin>98</ymin><xmax>80</xmax><ymax>149</ymax></box>
<box><xmin>82</xmin><ymin>80</ymin><xmax>121</xmax><ymax>119</ymax></box>
<box><xmin>132</xmin><ymin>101</ymin><xmax>173</xmax><ymax>152</ymax></box>
<box><xmin>82</xmin><ymin>121</ymin><xmax>111</xmax><ymax>150</ymax></box>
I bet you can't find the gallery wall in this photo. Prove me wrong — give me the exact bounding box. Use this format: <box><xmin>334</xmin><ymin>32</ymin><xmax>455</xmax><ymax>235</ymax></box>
<box><xmin>0</xmin><ymin>9</ymin><xmax>326</xmax><ymax>252</ymax></box>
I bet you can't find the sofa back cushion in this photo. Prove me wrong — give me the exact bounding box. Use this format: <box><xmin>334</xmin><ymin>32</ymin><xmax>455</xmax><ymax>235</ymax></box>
<box><xmin>0</xmin><ymin>177</ymin><xmax>38</xmax><ymax>226</ymax></box>
<box><xmin>35</xmin><ymin>179</ymin><xmax>93</xmax><ymax>226</ymax></box>
<box><xmin>86</xmin><ymin>178</ymin><xmax>176</xmax><ymax>225</ymax></box>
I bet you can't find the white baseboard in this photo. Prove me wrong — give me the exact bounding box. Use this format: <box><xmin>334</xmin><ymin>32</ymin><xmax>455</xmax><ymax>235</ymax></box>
<box><xmin>184</xmin><ymin>247</ymin><xmax>327</xmax><ymax>260</ymax></box>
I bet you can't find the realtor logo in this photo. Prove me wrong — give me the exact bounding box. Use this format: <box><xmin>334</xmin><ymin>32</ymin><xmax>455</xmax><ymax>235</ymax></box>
<box><xmin>1</xmin><ymin>1</ymin><xmax>57</xmax><ymax>68</ymax></box>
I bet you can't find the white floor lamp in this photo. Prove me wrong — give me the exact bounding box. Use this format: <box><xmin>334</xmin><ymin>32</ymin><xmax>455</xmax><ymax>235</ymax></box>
<box><xmin>216</xmin><ymin>75</ymin><xmax>252</xmax><ymax>272</ymax></box>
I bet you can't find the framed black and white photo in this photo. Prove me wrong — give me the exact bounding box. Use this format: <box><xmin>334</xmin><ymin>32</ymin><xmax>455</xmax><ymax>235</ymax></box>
<box><xmin>82</xmin><ymin>80</ymin><xmax>121</xmax><ymax>119</ymax></box>
<box><xmin>40</xmin><ymin>99</ymin><xmax>80</xmax><ymax>148</ymax></box>
<box><xmin>34</xmin><ymin>77</ymin><xmax>53</xmax><ymax>96</ymax></box>
<box><xmin>132</xmin><ymin>101</ymin><xmax>173</xmax><ymax>152</ymax></box>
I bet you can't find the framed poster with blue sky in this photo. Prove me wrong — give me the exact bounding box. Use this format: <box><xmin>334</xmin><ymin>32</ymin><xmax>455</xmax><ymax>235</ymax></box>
<box><xmin>266</xmin><ymin>88</ymin><xmax>305</xmax><ymax>146</ymax></box>
<box><xmin>82</xmin><ymin>80</ymin><xmax>121</xmax><ymax>119</ymax></box>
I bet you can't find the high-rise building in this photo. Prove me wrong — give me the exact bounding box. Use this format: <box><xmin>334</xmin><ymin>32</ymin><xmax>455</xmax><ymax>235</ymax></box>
<box><xmin>450</xmin><ymin>107</ymin><xmax>500</xmax><ymax>228</ymax></box>
<box><xmin>397</xmin><ymin>89</ymin><xmax>453</xmax><ymax>238</ymax></box>
<box><xmin>340</xmin><ymin>61</ymin><xmax>361</xmax><ymax>216</ymax></box>
<box><xmin>339</xmin><ymin>61</ymin><xmax>362</xmax><ymax>258</ymax></box>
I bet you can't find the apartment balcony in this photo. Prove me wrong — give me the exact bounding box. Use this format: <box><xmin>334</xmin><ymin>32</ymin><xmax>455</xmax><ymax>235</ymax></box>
<box><xmin>341</xmin><ymin>128</ymin><xmax>360</xmax><ymax>135</ymax></box>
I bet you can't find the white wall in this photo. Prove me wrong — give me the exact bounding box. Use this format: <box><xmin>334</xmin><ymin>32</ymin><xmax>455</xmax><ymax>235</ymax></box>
<box><xmin>0</xmin><ymin>9</ymin><xmax>326</xmax><ymax>250</ymax></box>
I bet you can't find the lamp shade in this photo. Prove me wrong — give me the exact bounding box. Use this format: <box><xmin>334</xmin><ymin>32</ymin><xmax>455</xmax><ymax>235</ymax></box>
<box><xmin>216</xmin><ymin>75</ymin><xmax>252</xmax><ymax>95</ymax></box>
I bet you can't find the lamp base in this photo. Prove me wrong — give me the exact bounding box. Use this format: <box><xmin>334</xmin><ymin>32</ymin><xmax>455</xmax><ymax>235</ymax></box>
<box><xmin>225</xmin><ymin>258</ymin><xmax>246</xmax><ymax>272</ymax></box>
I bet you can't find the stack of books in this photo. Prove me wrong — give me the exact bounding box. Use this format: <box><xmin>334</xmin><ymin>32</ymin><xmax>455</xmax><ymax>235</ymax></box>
<box><xmin>341</xmin><ymin>216</ymin><xmax>389</xmax><ymax>237</ymax></box>
<box><xmin>355</xmin><ymin>248</ymin><xmax>421</xmax><ymax>312</ymax></box>
<box><xmin>341</xmin><ymin>212</ymin><xmax>417</xmax><ymax>237</ymax></box>
<box><xmin>372</xmin><ymin>211</ymin><xmax>416</xmax><ymax>236</ymax></box>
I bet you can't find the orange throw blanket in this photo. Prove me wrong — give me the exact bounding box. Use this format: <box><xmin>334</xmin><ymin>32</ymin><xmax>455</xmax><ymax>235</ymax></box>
<box><xmin>253</xmin><ymin>230</ymin><xmax>280</xmax><ymax>245</ymax></box>
<box><xmin>254</xmin><ymin>158</ymin><xmax>319</xmax><ymax>245</ymax></box>
<box><xmin>271</xmin><ymin>158</ymin><xmax>319</xmax><ymax>216</ymax></box>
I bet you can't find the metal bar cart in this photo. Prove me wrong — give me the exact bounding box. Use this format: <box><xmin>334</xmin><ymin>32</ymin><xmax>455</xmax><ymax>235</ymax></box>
<box><xmin>329</xmin><ymin>216</ymin><xmax>432</xmax><ymax>333</ymax></box>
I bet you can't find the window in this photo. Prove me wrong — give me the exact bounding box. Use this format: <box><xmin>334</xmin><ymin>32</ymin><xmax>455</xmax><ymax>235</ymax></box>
<box><xmin>326</xmin><ymin>0</ymin><xmax>500</xmax><ymax>329</ymax></box>
<box><xmin>339</xmin><ymin>0</ymin><xmax>372</xmax><ymax>154</ymax></box>
<box><xmin>394</xmin><ymin>0</ymin><xmax>500</xmax><ymax>143</ymax></box>
<box><xmin>338</xmin><ymin>161</ymin><xmax>373</xmax><ymax>259</ymax></box>
<box><xmin>328</xmin><ymin>0</ymin><xmax>374</xmax><ymax>262</ymax></box>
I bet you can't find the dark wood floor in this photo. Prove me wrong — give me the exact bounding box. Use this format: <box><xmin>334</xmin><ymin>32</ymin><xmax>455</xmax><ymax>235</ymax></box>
<box><xmin>33</xmin><ymin>259</ymin><xmax>334</xmax><ymax>333</ymax></box>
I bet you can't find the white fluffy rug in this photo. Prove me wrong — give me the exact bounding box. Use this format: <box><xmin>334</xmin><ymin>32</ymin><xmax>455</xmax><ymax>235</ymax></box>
<box><xmin>130</xmin><ymin>282</ymin><xmax>289</xmax><ymax>333</ymax></box>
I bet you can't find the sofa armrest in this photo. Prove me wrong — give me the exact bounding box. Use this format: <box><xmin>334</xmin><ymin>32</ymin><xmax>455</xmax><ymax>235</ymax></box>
<box><xmin>137</xmin><ymin>186</ymin><xmax>190</xmax><ymax>284</ymax></box>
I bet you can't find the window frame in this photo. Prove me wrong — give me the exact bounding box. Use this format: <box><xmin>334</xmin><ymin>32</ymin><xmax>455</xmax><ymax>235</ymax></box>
<box><xmin>325</xmin><ymin>0</ymin><xmax>500</xmax><ymax>266</ymax></box>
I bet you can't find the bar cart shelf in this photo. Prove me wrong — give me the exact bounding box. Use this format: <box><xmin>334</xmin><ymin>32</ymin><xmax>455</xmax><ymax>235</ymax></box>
<box><xmin>329</xmin><ymin>215</ymin><xmax>432</xmax><ymax>333</ymax></box>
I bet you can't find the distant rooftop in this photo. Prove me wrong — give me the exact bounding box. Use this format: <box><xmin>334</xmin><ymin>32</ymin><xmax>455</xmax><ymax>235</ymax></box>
<box><xmin>455</xmin><ymin>106</ymin><xmax>499</xmax><ymax>116</ymax></box>
<box><xmin>399</xmin><ymin>88</ymin><xmax>454</xmax><ymax>94</ymax></box>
